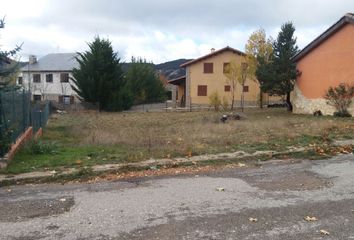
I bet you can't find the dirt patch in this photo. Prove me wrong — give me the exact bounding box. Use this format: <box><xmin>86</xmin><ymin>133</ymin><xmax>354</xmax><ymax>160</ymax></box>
<box><xmin>244</xmin><ymin>171</ymin><xmax>331</xmax><ymax>191</ymax></box>
<box><xmin>0</xmin><ymin>196</ymin><xmax>74</xmax><ymax>222</ymax></box>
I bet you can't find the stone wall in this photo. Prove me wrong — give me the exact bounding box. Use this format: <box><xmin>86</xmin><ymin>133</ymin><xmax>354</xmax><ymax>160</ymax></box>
<box><xmin>292</xmin><ymin>84</ymin><xmax>354</xmax><ymax>116</ymax></box>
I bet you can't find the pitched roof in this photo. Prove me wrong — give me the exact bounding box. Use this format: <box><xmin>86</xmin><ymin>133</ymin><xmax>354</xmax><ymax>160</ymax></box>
<box><xmin>168</xmin><ymin>75</ymin><xmax>186</xmax><ymax>85</ymax></box>
<box><xmin>180</xmin><ymin>46</ymin><xmax>245</xmax><ymax>68</ymax></box>
<box><xmin>21</xmin><ymin>53</ymin><xmax>79</xmax><ymax>72</ymax></box>
<box><xmin>293</xmin><ymin>13</ymin><xmax>354</xmax><ymax>62</ymax></box>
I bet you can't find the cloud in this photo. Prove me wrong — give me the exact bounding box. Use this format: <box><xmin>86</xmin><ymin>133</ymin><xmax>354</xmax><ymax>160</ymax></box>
<box><xmin>1</xmin><ymin>0</ymin><xmax>353</xmax><ymax>63</ymax></box>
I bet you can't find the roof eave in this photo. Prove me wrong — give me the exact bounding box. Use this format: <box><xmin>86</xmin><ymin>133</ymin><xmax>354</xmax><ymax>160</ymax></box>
<box><xmin>180</xmin><ymin>46</ymin><xmax>246</xmax><ymax>68</ymax></box>
<box><xmin>293</xmin><ymin>13</ymin><xmax>354</xmax><ymax>62</ymax></box>
<box><xmin>168</xmin><ymin>76</ymin><xmax>186</xmax><ymax>85</ymax></box>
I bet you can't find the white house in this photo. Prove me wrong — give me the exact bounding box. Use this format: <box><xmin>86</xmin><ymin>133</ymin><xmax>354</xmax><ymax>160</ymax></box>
<box><xmin>19</xmin><ymin>53</ymin><xmax>79</xmax><ymax>104</ymax></box>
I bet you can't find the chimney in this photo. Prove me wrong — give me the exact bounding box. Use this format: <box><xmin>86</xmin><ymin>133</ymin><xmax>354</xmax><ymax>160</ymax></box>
<box><xmin>211</xmin><ymin>48</ymin><xmax>215</xmax><ymax>53</ymax></box>
<box><xmin>29</xmin><ymin>55</ymin><xmax>37</xmax><ymax>64</ymax></box>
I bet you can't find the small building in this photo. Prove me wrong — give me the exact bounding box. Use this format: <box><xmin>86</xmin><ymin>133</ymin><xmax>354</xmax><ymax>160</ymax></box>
<box><xmin>19</xmin><ymin>53</ymin><xmax>79</xmax><ymax>104</ymax></box>
<box><xmin>169</xmin><ymin>46</ymin><xmax>277</xmax><ymax>108</ymax></box>
<box><xmin>292</xmin><ymin>13</ymin><xmax>354</xmax><ymax>115</ymax></box>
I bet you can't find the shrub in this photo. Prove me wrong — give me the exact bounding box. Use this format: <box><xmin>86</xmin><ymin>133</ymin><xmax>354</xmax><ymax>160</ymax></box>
<box><xmin>0</xmin><ymin>129</ymin><xmax>11</xmax><ymax>157</ymax></box>
<box><xmin>209</xmin><ymin>91</ymin><xmax>221</xmax><ymax>111</ymax></box>
<box><xmin>26</xmin><ymin>140</ymin><xmax>58</xmax><ymax>155</ymax></box>
<box><xmin>324</xmin><ymin>83</ymin><xmax>354</xmax><ymax>117</ymax></box>
<box><xmin>333</xmin><ymin>110</ymin><xmax>352</xmax><ymax>118</ymax></box>
<box><xmin>222</xmin><ymin>96</ymin><xmax>229</xmax><ymax>111</ymax></box>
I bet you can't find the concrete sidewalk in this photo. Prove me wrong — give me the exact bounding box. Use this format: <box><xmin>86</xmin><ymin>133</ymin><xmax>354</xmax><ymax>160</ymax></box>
<box><xmin>1</xmin><ymin>139</ymin><xmax>352</xmax><ymax>184</ymax></box>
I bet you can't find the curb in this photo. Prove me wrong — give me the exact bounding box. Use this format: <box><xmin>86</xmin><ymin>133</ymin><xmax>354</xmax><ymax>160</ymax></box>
<box><xmin>0</xmin><ymin>147</ymin><xmax>307</xmax><ymax>185</ymax></box>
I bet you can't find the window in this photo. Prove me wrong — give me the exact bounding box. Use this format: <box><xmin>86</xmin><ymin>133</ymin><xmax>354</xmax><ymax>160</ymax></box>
<box><xmin>33</xmin><ymin>74</ymin><xmax>41</xmax><ymax>83</ymax></box>
<box><xmin>60</xmin><ymin>73</ymin><xmax>69</xmax><ymax>83</ymax></box>
<box><xmin>224</xmin><ymin>85</ymin><xmax>231</xmax><ymax>92</ymax></box>
<box><xmin>203</xmin><ymin>63</ymin><xmax>213</xmax><ymax>73</ymax></box>
<box><xmin>197</xmin><ymin>85</ymin><xmax>207</xmax><ymax>96</ymax></box>
<box><xmin>59</xmin><ymin>95</ymin><xmax>74</xmax><ymax>105</ymax></box>
<box><xmin>33</xmin><ymin>94</ymin><xmax>41</xmax><ymax>101</ymax></box>
<box><xmin>243</xmin><ymin>86</ymin><xmax>249</xmax><ymax>92</ymax></box>
<box><xmin>223</xmin><ymin>63</ymin><xmax>230</xmax><ymax>74</ymax></box>
<box><xmin>18</xmin><ymin>77</ymin><xmax>23</xmax><ymax>85</ymax></box>
<box><xmin>46</xmin><ymin>74</ymin><xmax>53</xmax><ymax>83</ymax></box>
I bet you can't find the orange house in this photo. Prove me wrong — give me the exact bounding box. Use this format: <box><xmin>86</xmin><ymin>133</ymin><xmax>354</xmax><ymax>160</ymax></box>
<box><xmin>292</xmin><ymin>13</ymin><xmax>354</xmax><ymax>115</ymax></box>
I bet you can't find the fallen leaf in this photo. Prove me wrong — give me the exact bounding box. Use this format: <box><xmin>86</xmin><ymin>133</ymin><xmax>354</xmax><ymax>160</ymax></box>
<box><xmin>216</xmin><ymin>187</ymin><xmax>225</xmax><ymax>192</ymax></box>
<box><xmin>59</xmin><ymin>198</ymin><xmax>66</xmax><ymax>202</ymax></box>
<box><xmin>238</xmin><ymin>163</ymin><xmax>246</xmax><ymax>167</ymax></box>
<box><xmin>75</xmin><ymin>160</ymin><xmax>82</xmax><ymax>165</ymax></box>
<box><xmin>249</xmin><ymin>218</ymin><xmax>258</xmax><ymax>222</ymax></box>
<box><xmin>304</xmin><ymin>216</ymin><xmax>318</xmax><ymax>222</ymax></box>
<box><xmin>6</xmin><ymin>189</ymin><xmax>12</xmax><ymax>193</ymax></box>
<box><xmin>320</xmin><ymin>229</ymin><xmax>330</xmax><ymax>235</ymax></box>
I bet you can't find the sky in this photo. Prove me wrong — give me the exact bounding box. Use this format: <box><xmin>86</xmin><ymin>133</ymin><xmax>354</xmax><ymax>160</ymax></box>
<box><xmin>0</xmin><ymin>0</ymin><xmax>353</xmax><ymax>64</ymax></box>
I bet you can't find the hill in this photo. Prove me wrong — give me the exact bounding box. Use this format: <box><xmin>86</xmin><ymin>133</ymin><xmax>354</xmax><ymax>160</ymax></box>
<box><xmin>122</xmin><ymin>59</ymin><xmax>192</xmax><ymax>81</ymax></box>
<box><xmin>154</xmin><ymin>58</ymin><xmax>191</xmax><ymax>80</ymax></box>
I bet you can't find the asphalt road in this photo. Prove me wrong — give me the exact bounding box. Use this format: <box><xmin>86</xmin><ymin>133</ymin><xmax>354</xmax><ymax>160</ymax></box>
<box><xmin>1</xmin><ymin>154</ymin><xmax>354</xmax><ymax>240</ymax></box>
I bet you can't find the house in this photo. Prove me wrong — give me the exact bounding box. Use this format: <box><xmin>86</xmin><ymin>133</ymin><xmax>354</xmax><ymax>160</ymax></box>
<box><xmin>19</xmin><ymin>53</ymin><xmax>79</xmax><ymax>104</ymax></box>
<box><xmin>292</xmin><ymin>13</ymin><xmax>354</xmax><ymax>115</ymax></box>
<box><xmin>169</xmin><ymin>46</ymin><xmax>277</xmax><ymax>108</ymax></box>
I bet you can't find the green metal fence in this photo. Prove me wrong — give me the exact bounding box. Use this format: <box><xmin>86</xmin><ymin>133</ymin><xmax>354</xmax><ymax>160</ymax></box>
<box><xmin>0</xmin><ymin>86</ymin><xmax>50</xmax><ymax>144</ymax></box>
<box><xmin>31</xmin><ymin>100</ymin><xmax>50</xmax><ymax>133</ymax></box>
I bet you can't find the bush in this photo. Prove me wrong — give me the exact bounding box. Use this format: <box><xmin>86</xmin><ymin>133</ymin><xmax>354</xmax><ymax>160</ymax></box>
<box><xmin>0</xmin><ymin>129</ymin><xmax>11</xmax><ymax>157</ymax></box>
<box><xmin>333</xmin><ymin>110</ymin><xmax>352</xmax><ymax>118</ymax></box>
<box><xmin>26</xmin><ymin>140</ymin><xmax>58</xmax><ymax>155</ymax></box>
<box><xmin>324</xmin><ymin>83</ymin><xmax>354</xmax><ymax>117</ymax></box>
<box><xmin>222</xmin><ymin>96</ymin><xmax>229</xmax><ymax>111</ymax></box>
<box><xmin>209</xmin><ymin>91</ymin><xmax>221</xmax><ymax>111</ymax></box>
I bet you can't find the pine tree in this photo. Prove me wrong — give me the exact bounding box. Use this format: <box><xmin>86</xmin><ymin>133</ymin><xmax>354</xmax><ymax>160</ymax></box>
<box><xmin>0</xmin><ymin>18</ymin><xmax>21</xmax><ymax>87</ymax></box>
<box><xmin>71</xmin><ymin>36</ymin><xmax>132</xmax><ymax>111</ymax></box>
<box><xmin>257</xmin><ymin>22</ymin><xmax>300</xmax><ymax>111</ymax></box>
<box><xmin>126</xmin><ymin>57</ymin><xmax>166</xmax><ymax>104</ymax></box>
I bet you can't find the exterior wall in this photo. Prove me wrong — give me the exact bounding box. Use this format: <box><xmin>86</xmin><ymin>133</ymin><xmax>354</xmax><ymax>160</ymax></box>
<box><xmin>292</xmin><ymin>84</ymin><xmax>354</xmax><ymax>115</ymax></box>
<box><xmin>294</xmin><ymin>23</ymin><xmax>354</xmax><ymax>115</ymax></box>
<box><xmin>165</xmin><ymin>83</ymin><xmax>177</xmax><ymax>106</ymax></box>
<box><xmin>188</xmin><ymin>51</ymin><xmax>261</xmax><ymax>106</ymax></box>
<box><xmin>185</xmin><ymin>66</ymin><xmax>191</xmax><ymax>107</ymax></box>
<box><xmin>19</xmin><ymin>71</ymin><xmax>78</xmax><ymax>102</ymax></box>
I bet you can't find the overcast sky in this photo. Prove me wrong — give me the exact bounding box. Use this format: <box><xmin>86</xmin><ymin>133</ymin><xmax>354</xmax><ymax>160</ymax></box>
<box><xmin>0</xmin><ymin>0</ymin><xmax>353</xmax><ymax>63</ymax></box>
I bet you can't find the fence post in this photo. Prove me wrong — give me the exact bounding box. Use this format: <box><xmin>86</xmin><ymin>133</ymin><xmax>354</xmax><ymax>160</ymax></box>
<box><xmin>22</xmin><ymin>89</ymin><xmax>26</xmax><ymax>132</ymax></box>
<box><xmin>12</xmin><ymin>88</ymin><xmax>15</xmax><ymax>136</ymax></box>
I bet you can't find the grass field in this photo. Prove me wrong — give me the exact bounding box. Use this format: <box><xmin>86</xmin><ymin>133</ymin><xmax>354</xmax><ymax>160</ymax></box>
<box><xmin>2</xmin><ymin>108</ymin><xmax>354</xmax><ymax>174</ymax></box>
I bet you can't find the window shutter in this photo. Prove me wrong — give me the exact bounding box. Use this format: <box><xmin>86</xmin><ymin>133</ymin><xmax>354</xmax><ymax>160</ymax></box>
<box><xmin>198</xmin><ymin>85</ymin><xmax>207</xmax><ymax>96</ymax></box>
<box><xmin>58</xmin><ymin>95</ymin><xmax>64</xmax><ymax>103</ymax></box>
<box><xmin>70</xmin><ymin>96</ymin><xmax>75</xmax><ymax>104</ymax></box>
<box><xmin>243</xmin><ymin>86</ymin><xmax>249</xmax><ymax>92</ymax></box>
<box><xmin>224</xmin><ymin>85</ymin><xmax>231</xmax><ymax>92</ymax></box>
<box><xmin>203</xmin><ymin>63</ymin><xmax>213</xmax><ymax>73</ymax></box>
<box><xmin>60</xmin><ymin>73</ymin><xmax>69</xmax><ymax>83</ymax></box>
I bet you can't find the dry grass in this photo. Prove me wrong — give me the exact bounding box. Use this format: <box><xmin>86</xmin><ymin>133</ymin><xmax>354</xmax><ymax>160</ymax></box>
<box><xmin>47</xmin><ymin>108</ymin><xmax>354</xmax><ymax>155</ymax></box>
<box><xmin>4</xmin><ymin>108</ymin><xmax>353</xmax><ymax>174</ymax></box>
